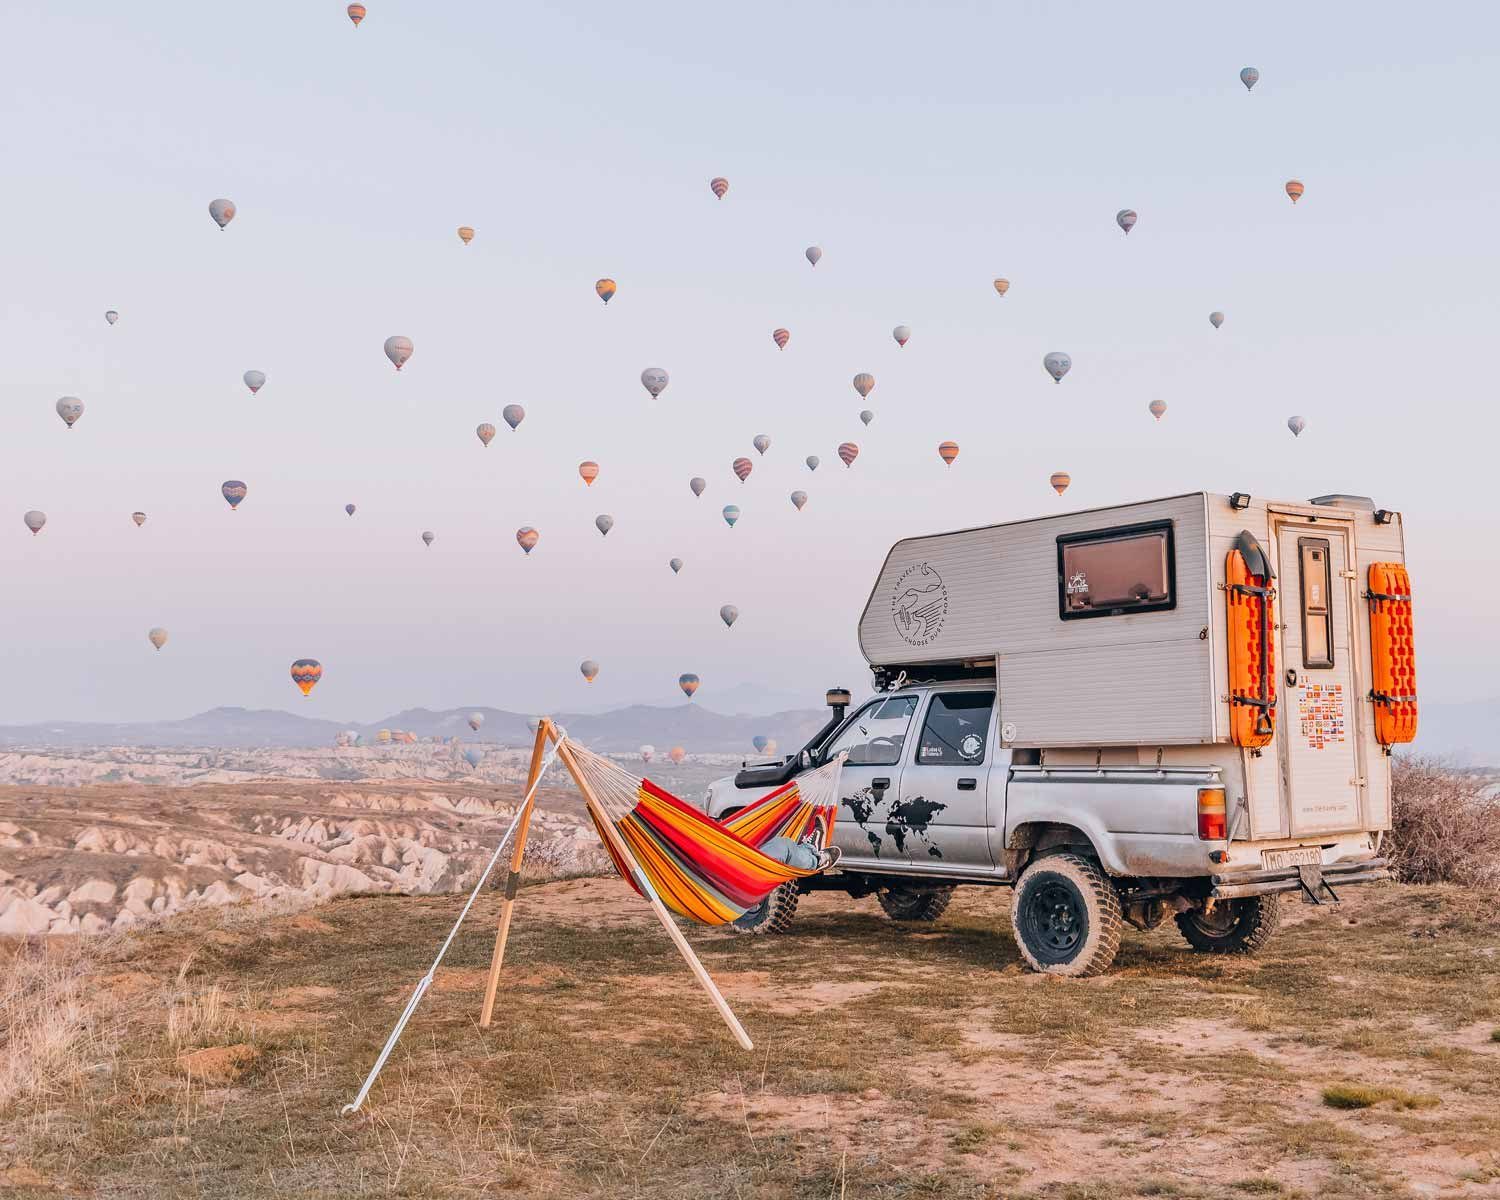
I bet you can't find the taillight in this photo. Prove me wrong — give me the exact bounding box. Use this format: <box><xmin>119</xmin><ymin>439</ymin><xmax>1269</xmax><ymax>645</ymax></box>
<box><xmin>1197</xmin><ymin>788</ymin><xmax>1227</xmax><ymax>840</ymax></box>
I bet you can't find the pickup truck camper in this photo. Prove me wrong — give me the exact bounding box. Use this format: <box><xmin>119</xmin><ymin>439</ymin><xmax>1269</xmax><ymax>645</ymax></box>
<box><xmin>702</xmin><ymin>491</ymin><xmax>1414</xmax><ymax>975</ymax></box>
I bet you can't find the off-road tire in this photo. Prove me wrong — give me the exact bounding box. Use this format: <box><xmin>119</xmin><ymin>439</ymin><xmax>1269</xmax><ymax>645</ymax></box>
<box><xmin>877</xmin><ymin>886</ymin><xmax>955</xmax><ymax>923</ymax></box>
<box><xmin>1010</xmin><ymin>853</ymin><xmax>1123</xmax><ymax>977</ymax></box>
<box><xmin>730</xmin><ymin>882</ymin><xmax>799</xmax><ymax>936</ymax></box>
<box><xmin>1175</xmin><ymin>895</ymin><xmax>1280</xmax><ymax>955</ymax></box>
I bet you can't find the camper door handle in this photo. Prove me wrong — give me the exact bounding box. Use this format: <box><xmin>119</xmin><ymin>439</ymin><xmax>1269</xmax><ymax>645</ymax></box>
<box><xmin>957</xmin><ymin>778</ymin><xmax>977</xmax><ymax>791</ymax></box>
<box><xmin>871</xmin><ymin>777</ymin><xmax>891</xmax><ymax>792</ymax></box>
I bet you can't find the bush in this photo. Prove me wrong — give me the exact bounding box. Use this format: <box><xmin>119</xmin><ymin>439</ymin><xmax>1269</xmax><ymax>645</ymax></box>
<box><xmin>1388</xmin><ymin>756</ymin><xmax>1500</xmax><ymax>889</ymax></box>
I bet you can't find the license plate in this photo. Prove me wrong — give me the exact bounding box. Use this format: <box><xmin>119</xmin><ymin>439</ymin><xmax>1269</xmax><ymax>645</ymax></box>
<box><xmin>1263</xmin><ymin>846</ymin><xmax>1322</xmax><ymax>871</ymax></box>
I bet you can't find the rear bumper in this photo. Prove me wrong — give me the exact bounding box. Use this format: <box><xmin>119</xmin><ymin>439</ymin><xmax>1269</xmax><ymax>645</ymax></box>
<box><xmin>1210</xmin><ymin>857</ymin><xmax>1390</xmax><ymax>900</ymax></box>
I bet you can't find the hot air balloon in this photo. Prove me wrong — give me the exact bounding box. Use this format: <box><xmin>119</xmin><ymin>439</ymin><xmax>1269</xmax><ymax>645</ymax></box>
<box><xmin>377</xmin><ymin>729</ymin><xmax>392</xmax><ymax>744</ymax></box>
<box><xmin>595</xmin><ymin>514</ymin><xmax>614</xmax><ymax>536</ymax></box>
<box><xmin>853</xmin><ymin>373</ymin><xmax>875</xmax><ymax>399</ymax></box>
<box><xmin>1285</xmin><ymin>180</ymin><xmax>1304</xmax><ymax>204</ymax></box>
<box><xmin>938</xmin><ymin>441</ymin><xmax>959</xmax><ymax>466</ymax></box>
<box><xmin>678</xmin><ymin>673</ymin><xmax>700</xmax><ymax>698</ymax></box>
<box><xmin>1240</xmin><ymin>67</ymin><xmax>1259</xmax><ymax>91</ymax></box>
<box><xmin>1049</xmin><ymin>472</ymin><xmax>1071</xmax><ymax>496</ymax></box>
<box><xmin>132</xmin><ymin>512</ymin><xmax>147</xmax><ymax>527</ymax></box>
<box><xmin>993</xmin><ymin>278</ymin><xmax>1010</xmax><ymax>297</ymax></box>
<box><xmin>291</xmin><ymin>659</ymin><xmax>322</xmax><ymax>697</ymax></box>
<box><xmin>579</xmin><ymin>460</ymin><xmax>599</xmax><ymax>486</ymax></box>
<box><xmin>669</xmin><ymin>746</ymin><xmax>686</xmax><ymax>765</ymax></box>
<box><xmin>580</xmin><ymin>659</ymin><xmax>599</xmax><ymax>682</ymax></box>
<box><xmin>733</xmin><ymin>457</ymin><xmax>753</xmax><ymax>482</ymax></box>
<box><xmin>595</xmin><ymin>278</ymin><xmax>616</xmax><ymax>304</ymax></box>
<box><xmin>640</xmin><ymin>745</ymin><xmax>655</xmax><ymax>764</ymax></box>
<box><xmin>23</xmin><ymin>510</ymin><xmax>46</xmax><ymax>535</ymax></box>
<box><xmin>476</xmin><ymin>423</ymin><xmax>496</xmax><ymax>447</ymax></box>
<box><xmin>243</xmin><ymin>370</ymin><xmax>266</xmax><ymax>395</ymax></box>
<box><xmin>722</xmin><ymin>505</ymin><xmax>740</xmax><ymax>528</ymax></box>
<box><xmin>1210</xmin><ymin>311</ymin><xmax>1225</xmax><ymax>330</ymax></box>
<box><xmin>772</xmin><ymin>328</ymin><xmax>789</xmax><ymax>350</ymax></box>
<box><xmin>56</xmin><ymin>397</ymin><xmax>83</xmax><ymax>428</ymax></box>
<box><xmin>384</xmin><ymin>336</ymin><xmax>413</xmax><ymax>370</ymax></box>
<box><xmin>669</xmin><ymin>557</ymin><xmax>683</xmax><ymax>574</ymax></box>
<box><xmin>347</xmin><ymin>3</ymin><xmax>366</xmax><ymax>26</ymax></box>
<box><xmin>221</xmin><ymin>480</ymin><xmax>247</xmax><ymax>510</ymax></box>
<box><xmin>893</xmin><ymin>325</ymin><xmax>911</xmax><ymax>347</ymax></box>
<box><xmin>1116</xmin><ymin>209</ymin><xmax>1137</xmax><ymax>235</ymax></box>
<box><xmin>805</xmin><ymin>246</ymin><xmax>822</xmax><ymax>266</ymax></box>
<box><xmin>469</xmin><ymin>712</ymin><xmax>484</xmax><ymax>731</ymax></box>
<box><xmin>422</xmin><ymin>530</ymin><xmax>435</xmax><ymax>547</ymax></box>
<box><xmin>498</xmin><ymin>406</ymin><xmax>524</xmax><ymax>433</ymax></box>
<box><xmin>710</xmin><ymin>177</ymin><xmax>729</xmax><ymax>199</ymax></box>
<box><xmin>690</xmin><ymin>476</ymin><xmax>707</xmax><ymax>498</ymax></box>
<box><xmin>209</xmin><ymin>198</ymin><xmax>236</xmax><ymax>230</ymax></box>
<box><xmin>1149</xmin><ymin>399</ymin><xmax>1167</xmax><ymax>421</ymax></box>
<box><xmin>464</xmin><ymin>748</ymin><xmax>483</xmax><ymax>768</ymax></box>
<box><xmin>105</xmin><ymin>310</ymin><xmax>119</xmax><ymax>325</ymax></box>
<box><xmin>752</xmin><ymin>735</ymin><xmax>769</xmax><ymax>754</ymax></box>
<box><xmin>345</xmin><ymin>503</ymin><xmax>356</xmax><ymax>517</ymax></box>
<box><xmin>1287</xmin><ymin>415</ymin><xmax>1306</xmax><ymax>437</ymax></box>
<box><xmin>516</xmin><ymin>526</ymin><xmax>539</xmax><ymax>554</ymax></box>
<box><xmin>1044</xmin><ymin>352</ymin><xmax>1072</xmax><ymax>384</ymax></box>
<box><xmin>859</xmin><ymin>410</ymin><xmax>874</xmax><ymax>427</ymax></box>
<box><xmin>641</xmin><ymin>368</ymin><xmax>669</xmax><ymax>398</ymax></box>
<box><xmin>790</xmin><ymin>490</ymin><xmax>807</xmax><ymax>511</ymax></box>
<box><xmin>457</xmin><ymin>226</ymin><xmax>474</xmax><ymax>245</ymax></box>
<box><xmin>838</xmin><ymin>442</ymin><xmax>859</xmax><ymax>468</ymax></box>
<box><xmin>752</xmin><ymin>434</ymin><xmax>770</xmax><ymax>456</ymax></box>
<box><xmin>148</xmin><ymin>628</ymin><xmax>168</xmax><ymax>651</ymax></box>
<box><xmin>719</xmin><ymin>605</ymin><xmax>739</xmax><ymax>628</ymax></box>
<box><xmin>805</xmin><ymin>455</ymin><xmax>820</xmax><ymax>471</ymax></box>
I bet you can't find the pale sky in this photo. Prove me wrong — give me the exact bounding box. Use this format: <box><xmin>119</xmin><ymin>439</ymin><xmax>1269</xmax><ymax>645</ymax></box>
<box><xmin>3</xmin><ymin>1</ymin><xmax>1497</xmax><ymax>724</ymax></box>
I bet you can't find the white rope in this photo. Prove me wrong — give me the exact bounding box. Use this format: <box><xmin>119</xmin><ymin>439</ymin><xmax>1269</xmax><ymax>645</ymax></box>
<box><xmin>340</xmin><ymin>737</ymin><xmax>562</xmax><ymax>1116</ymax></box>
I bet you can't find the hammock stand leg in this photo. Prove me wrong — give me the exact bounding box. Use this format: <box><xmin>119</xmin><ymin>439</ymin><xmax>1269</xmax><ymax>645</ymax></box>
<box><xmin>478</xmin><ymin>720</ymin><xmax>551</xmax><ymax>1029</ymax></box>
<box><xmin>551</xmin><ymin>734</ymin><xmax>754</xmax><ymax>1052</ymax></box>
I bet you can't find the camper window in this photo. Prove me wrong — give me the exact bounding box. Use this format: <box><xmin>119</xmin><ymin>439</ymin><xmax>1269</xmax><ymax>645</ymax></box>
<box><xmin>824</xmin><ymin>695</ymin><xmax>919</xmax><ymax>766</ymax></box>
<box><xmin>1057</xmin><ymin>521</ymin><xmax>1176</xmax><ymax>620</ymax></box>
<box><xmin>916</xmin><ymin>692</ymin><xmax>995</xmax><ymax>765</ymax></box>
<box><xmin>1298</xmin><ymin>537</ymin><xmax>1335</xmax><ymax>669</ymax></box>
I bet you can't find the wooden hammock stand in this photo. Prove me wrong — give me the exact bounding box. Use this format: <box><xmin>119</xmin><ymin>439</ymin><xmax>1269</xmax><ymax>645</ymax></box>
<box><xmin>478</xmin><ymin>719</ymin><xmax>753</xmax><ymax>1051</ymax></box>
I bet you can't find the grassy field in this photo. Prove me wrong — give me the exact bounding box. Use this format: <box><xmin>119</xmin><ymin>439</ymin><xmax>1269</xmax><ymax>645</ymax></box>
<box><xmin>3</xmin><ymin>877</ymin><xmax>1498</xmax><ymax>1199</ymax></box>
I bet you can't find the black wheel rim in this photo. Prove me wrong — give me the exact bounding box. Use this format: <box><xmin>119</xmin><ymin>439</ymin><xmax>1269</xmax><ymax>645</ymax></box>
<box><xmin>1021</xmin><ymin>877</ymin><xmax>1087</xmax><ymax>964</ymax></box>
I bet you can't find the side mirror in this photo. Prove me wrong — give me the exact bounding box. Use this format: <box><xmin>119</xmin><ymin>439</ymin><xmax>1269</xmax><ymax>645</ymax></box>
<box><xmin>800</xmin><ymin>750</ymin><xmax>812</xmax><ymax>768</ymax></box>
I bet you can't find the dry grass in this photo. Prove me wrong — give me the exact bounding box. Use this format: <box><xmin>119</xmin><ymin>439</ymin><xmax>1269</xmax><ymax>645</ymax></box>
<box><xmin>1389</xmin><ymin>755</ymin><xmax>1500</xmax><ymax>888</ymax></box>
<box><xmin>1321</xmin><ymin>1083</ymin><xmax>1441</xmax><ymax>1111</ymax></box>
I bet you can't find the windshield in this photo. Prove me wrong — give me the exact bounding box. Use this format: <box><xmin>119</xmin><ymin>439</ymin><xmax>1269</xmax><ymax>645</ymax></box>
<box><xmin>823</xmin><ymin>695</ymin><xmax>919</xmax><ymax>766</ymax></box>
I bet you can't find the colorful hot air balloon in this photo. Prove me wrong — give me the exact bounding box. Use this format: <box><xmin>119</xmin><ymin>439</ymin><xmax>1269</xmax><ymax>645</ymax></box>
<box><xmin>221</xmin><ymin>480</ymin><xmax>247</xmax><ymax>510</ymax></box>
<box><xmin>732</xmin><ymin>457</ymin><xmax>753</xmax><ymax>482</ymax></box>
<box><xmin>678</xmin><ymin>673</ymin><xmax>700</xmax><ymax>698</ymax></box>
<box><xmin>710</xmin><ymin>177</ymin><xmax>729</xmax><ymax>199</ymax></box>
<box><xmin>148</xmin><ymin>628</ymin><xmax>168</xmax><ymax>651</ymax></box>
<box><xmin>516</xmin><ymin>526</ymin><xmax>539</xmax><ymax>554</ymax></box>
<box><xmin>384</xmin><ymin>336</ymin><xmax>413</xmax><ymax>370</ymax></box>
<box><xmin>1116</xmin><ymin>209</ymin><xmax>1137</xmax><ymax>235</ymax></box>
<box><xmin>243</xmin><ymin>370</ymin><xmax>266</xmax><ymax>394</ymax></box>
<box><xmin>105</xmin><ymin>310</ymin><xmax>119</xmax><ymax>325</ymax></box>
<box><xmin>1049</xmin><ymin>472</ymin><xmax>1071</xmax><ymax>496</ymax></box>
<box><xmin>1240</xmin><ymin>66</ymin><xmax>1259</xmax><ymax>91</ymax></box>
<box><xmin>790</xmin><ymin>490</ymin><xmax>807</xmax><ymax>511</ymax></box>
<box><xmin>594</xmin><ymin>514</ymin><xmax>614</xmax><ymax>536</ymax></box>
<box><xmin>641</xmin><ymin>368</ymin><xmax>669</xmax><ymax>398</ymax></box>
<box><xmin>752</xmin><ymin>434</ymin><xmax>770</xmax><ymax>456</ymax></box>
<box><xmin>476</xmin><ymin>423</ymin><xmax>496</xmax><ymax>447</ymax></box>
<box><xmin>669</xmin><ymin>746</ymin><xmax>686</xmax><ymax>765</ymax></box>
<box><xmin>772</xmin><ymin>328</ymin><xmax>789</xmax><ymax>350</ymax></box>
<box><xmin>580</xmin><ymin>659</ymin><xmax>600</xmax><ymax>682</ymax></box>
<box><xmin>752</xmin><ymin>735</ymin><xmax>769</xmax><ymax>754</ymax></box>
<box><xmin>291</xmin><ymin>659</ymin><xmax>322</xmax><ymax>697</ymax></box>
<box><xmin>838</xmin><ymin>442</ymin><xmax>859</xmax><ymax>468</ymax></box>
<box><xmin>131</xmin><ymin>511</ymin><xmax>147</xmax><ymax>527</ymax></box>
<box><xmin>689</xmin><ymin>476</ymin><xmax>707</xmax><ymax>498</ymax></box>
<box><xmin>457</xmin><ymin>226</ymin><xmax>474</xmax><ymax>245</ymax></box>
<box><xmin>893</xmin><ymin>325</ymin><xmax>911</xmax><ymax>347</ymax></box>
<box><xmin>1149</xmin><ymin>399</ymin><xmax>1167</xmax><ymax>421</ymax></box>
<box><xmin>993</xmin><ymin>278</ymin><xmax>1010</xmax><ymax>297</ymax></box>
<box><xmin>640</xmin><ymin>745</ymin><xmax>655</xmax><ymax>764</ymax></box>
<box><xmin>1210</xmin><ymin>311</ymin><xmax>1225</xmax><ymax>329</ymax></box>
<box><xmin>720</xmin><ymin>605</ymin><xmax>739</xmax><ymax>628</ymax></box>
<box><xmin>1044</xmin><ymin>352</ymin><xmax>1072</xmax><ymax>383</ymax></box>
<box><xmin>209</xmin><ymin>198</ymin><xmax>236</xmax><ymax>230</ymax></box>
<box><xmin>579</xmin><ymin>460</ymin><xmax>599</xmax><ymax>486</ymax></box>
<box><xmin>345</xmin><ymin>503</ymin><xmax>356</xmax><ymax>516</ymax></box>
<box><xmin>938</xmin><ymin>441</ymin><xmax>959</xmax><ymax>466</ymax></box>
<box><xmin>502</xmin><ymin>404</ymin><xmax>525</xmax><ymax>431</ymax></box>
<box><xmin>56</xmin><ymin>397</ymin><xmax>83</xmax><ymax>428</ymax></box>
<box><xmin>422</xmin><ymin>530</ymin><xmax>435</xmax><ymax>547</ymax></box>
<box><xmin>595</xmin><ymin>278</ymin><xmax>616</xmax><ymax>304</ymax></box>
<box><xmin>853</xmin><ymin>373</ymin><xmax>875</xmax><ymax>399</ymax></box>
<box><xmin>1285</xmin><ymin>180</ymin><xmax>1304</xmax><ymax>204</ymax></box>
<box><xmin>347</xmin><ymin>3</ymin><xmax>366</xmax><ymax>26</ymax></box>
<box><xmin>469</xmin><ymin>712</ymin><xmax>484</xmax><ymax>731</ymax></box>
<box><xmin>464</xmin><ymin>748</ymin><xmax>483</xmax><ymax>768</ymax></box>
<box><xmin>1287</xmin><ymin>415</ymin><xmax>1307</xmax><ymax>437</ymax></box>
<box><xmin>722</xmin><ymin>505</ymin><xmax>740</xmax><ymax>528</ymax></box>
<box><xmin>805</xmin><ymin>455</ymin><xmax>820</xmax><ymax>471</ymax></box>
<box><xmin>859</xmin><ymin>410</ymin><xmax>874</xmax><ymax>427</ymax></box>
<box><xmin>805</xmin><ymin>246</ymin><xmax>822</xmax><ymax>266</ymax></box>
<box><xmin>669</xmin><ymin>557</ymin><xmax>683</xmax><ymax>574</ymax></box>
<box><xmin>23</xmin><ymin>510</ymin><xmax>46</xmax><ymax>535</ymax></box>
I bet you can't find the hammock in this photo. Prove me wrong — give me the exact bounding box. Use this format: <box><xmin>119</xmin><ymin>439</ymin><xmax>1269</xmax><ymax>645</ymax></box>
<box><xmin>564</xmin><ymin>743</ymin><xmax>845</xmax><ymax>926</ymax></box>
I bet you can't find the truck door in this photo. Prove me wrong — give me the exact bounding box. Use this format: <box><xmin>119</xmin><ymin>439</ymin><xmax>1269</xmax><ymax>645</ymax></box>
<box><xmin>819</xmin><ymin>693</ymin><xmax>920</xmax><ymax>863</ymax></box>
<box><xmin>892</xmin><ymin>690</ymin><xmax>998</xmax><ymax>868</ymax></box>
<box><xmin>1276</xmin><ymin>523</ymin><xmax>1363</xmax><ymax>835</ymax></box>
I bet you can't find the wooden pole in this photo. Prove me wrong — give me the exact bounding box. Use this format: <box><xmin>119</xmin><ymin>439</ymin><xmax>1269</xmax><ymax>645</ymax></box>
<box><xmin>551</xmin><ymin>736</ymin><xmax>754</xmax><ymax>1051</ymax></box>
<box><xmin>478</xmin><ymin>720</ymin><xmax>552</xmax><ymax>1028</ymax></box>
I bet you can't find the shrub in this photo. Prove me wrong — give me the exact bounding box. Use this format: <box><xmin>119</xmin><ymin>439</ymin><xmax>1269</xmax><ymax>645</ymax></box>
<box><xmin>1322</xmin><ymin>1083</ymin><xmax>1439</xmax><ymax>1111</ymax></box>
<box><xmin>1388</xmin><ymin>756</ymin><xmax>1500</xmax><ymax>889</ymax></box>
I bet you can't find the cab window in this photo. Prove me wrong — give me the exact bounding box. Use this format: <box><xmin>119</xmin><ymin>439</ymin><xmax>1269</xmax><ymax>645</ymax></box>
<box><xmin>916</xmin><ymin>692</ymin><xmax>995</xmax><ymax>765</ymax></box>
<box><xmin>824</xmin><ymin>695</ymin><xmax>919</xmax><ymax>766</ymax></box>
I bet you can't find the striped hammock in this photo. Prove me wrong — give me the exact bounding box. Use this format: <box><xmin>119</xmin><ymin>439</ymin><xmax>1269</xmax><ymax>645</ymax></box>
<box><xmin>565</xmin><ymin>744</ymin><xmax>845</xmax><ymax>926</ymax></box>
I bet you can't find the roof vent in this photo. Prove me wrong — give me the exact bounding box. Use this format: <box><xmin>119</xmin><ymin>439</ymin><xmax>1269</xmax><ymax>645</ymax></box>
<box><xmin>1309</xmin><ymin>494</ymin><xmax>1375</xmax><ymax>511</ymax></box>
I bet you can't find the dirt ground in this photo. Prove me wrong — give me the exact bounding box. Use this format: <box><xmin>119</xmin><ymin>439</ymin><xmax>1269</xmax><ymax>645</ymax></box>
<box><xmin>2</xmin><ymin>877</ymin><xmax>1498</xmax><ymax>1198</ymax></box>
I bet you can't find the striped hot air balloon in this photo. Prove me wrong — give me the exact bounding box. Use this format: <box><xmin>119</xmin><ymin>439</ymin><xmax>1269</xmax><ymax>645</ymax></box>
<box><xmin>595</xmin><ymin>278</ymin><xmax>616</xmax><ymax>304</ymax></box>
<box><xmin>752</xmin><ymin>434</ymin><xmax>770</xmax><ymax>455</ymax></box>
<box><xmin>1050</xmin><ymin>472</ymin><xmax>1071</xmax><ymax>496</ymax></box>
<box><xmin>221</xmin><ymin>480</ymin><xmax>247</xmax><ymax>510</ymax></box>
<box><xmin>838</xmin><ymin>442</ymin><xmax>859</xmax><ymax>468</ymax></box>
<box><xmin>679</xmin><ymin>673</ymin><xmax>700</xmax><ymax>698</ymax></box>
<box><xmin>291</xmin><ymin>659</ymin><xmax>323</xmax><ymax>697</ymax></box>
<box><xmin>516</xmin><ymin>526</ymin><xmax>539</xmax><ymax>554</ymax></box>
<box><xmin>938</xmin><ymin>441</ymin><xmax>960</xmax><ymax>466</ymax></box>
<box><xmin>853</xmin><ymin>373</ymin><xmax>875</xmax><ymax>399</ymax></box>
<box><xmin>579</xmin><ymin>460</ymin><xmax>599</xmax><ymax>486</ymax></box>
<box><xmin>722</xmin><ymin>505</ymin><xmax>740</xmax><ymax>528</ymax></box>
<box><xmin>131</xmin><ymin>512</ymin><xmax>147</xmax><ymax>527</ymax></box>
<box><xmin>347</xmin><ymin>3</ymin><xmax>366</xmax><ymax>26</ymax></box>
<box><xmin>710</xmin><ymin>177</ymin><xmax>729</xmax><ymax>199</ymax></box>
<box><xmin>384</xmin><ymin>335</ymin><xmax>413</xmax><ymax>370</ymax></box>
<box><xmin>457</xmin><ymin>226</ymin><xmax>474</xmax><ymax>245</ymax></box>
<box><xmin>1285</xmin><ymin>180</ymin><xmax>1304</xmax><ymax>204</ymax></box>
<box><xmin>1116</xmin><ymin>208</ymin><xmax>1137</xmax><ymax>235</ymax></box>
<box><xmin>1240</xmin><ymin>66</ymin><xmax>1259</xmax><ymax>91</ymax></box>
<box><xmin>772</xmin><ymin>328</ymin><xmax>789</xmax><ymax>350</ymax></box>
<box><xmin>732</xmin><ymin>457</ymin><xmax>753</xmax><ymax>482</ymax></box>
<box><xmin>1149</xmin><ymin>399</ymin><xmax>1167</xmax><ymax>421</ymax></box>
<box><xmin>993</xmin><ymin>278</ymin><xmax>1010</xmax><ymax>297</ymax></box>
<box><xmin>476</xmin><ymin>423</ymin><xmax>496</xmax><ymax>447</ymax></box>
